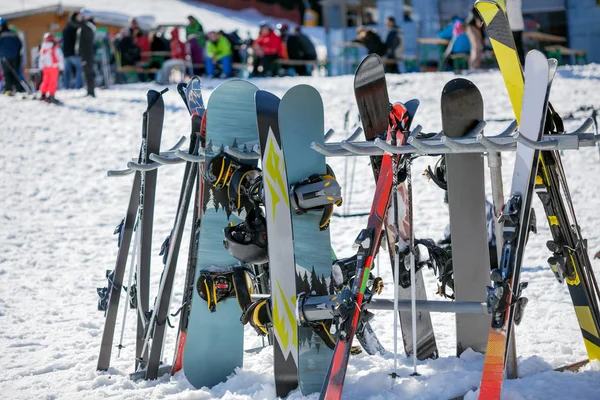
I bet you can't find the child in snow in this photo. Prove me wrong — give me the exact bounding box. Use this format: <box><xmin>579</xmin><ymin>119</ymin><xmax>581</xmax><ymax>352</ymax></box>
<box><xmin>38</xmin><ymin>32</ymin><xmax>64</xmax><ymax>103</ymax></box>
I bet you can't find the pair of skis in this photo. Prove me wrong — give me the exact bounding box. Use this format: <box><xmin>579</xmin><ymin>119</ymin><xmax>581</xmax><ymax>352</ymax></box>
<box><xmin>476</xmin><ymin>1</ymin><xmax>600</xmax><ymax>398</ymax></box>
<box><xmin>321</xmin><ymin>58</ymin><xmax>425</xmax><ymax>398</ymax></box>
<box><xmin>97</xmin><ymin>79</ymin><xmax>205</xmax><ymax>381</ymax></box>
<box><xmin>97</xmin><ymin>90</ymin><xmax>165</xmax><ymax>373</ymax></box>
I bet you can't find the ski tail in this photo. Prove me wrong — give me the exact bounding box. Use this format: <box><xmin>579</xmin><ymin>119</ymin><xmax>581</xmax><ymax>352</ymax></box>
<box><xmin>474</xmin><ymin>1</ymin><xmax>524</xmax><ymax>122</ymax></box>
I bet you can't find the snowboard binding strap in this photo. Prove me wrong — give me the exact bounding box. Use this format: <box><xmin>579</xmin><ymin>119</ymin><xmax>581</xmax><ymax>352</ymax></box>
<box><xmin>290</xmin><ymin>164</ymin><xmax>343</xmax><ymax>231</ymax></box>
<box><xmin>197</xmin><ymin>267</ymin><xmax>254</xmax><ymax>313</ymax></box>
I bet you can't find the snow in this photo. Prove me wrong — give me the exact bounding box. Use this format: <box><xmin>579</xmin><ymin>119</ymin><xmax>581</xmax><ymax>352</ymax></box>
<box><xmin>1</xmin><ymin>3</ymin><xmax>600</xmax><ymax>400</ymax></box>
<box><xmin>1</xmin><ymin>65</ymin><xmax>600</xmax><ymax>399</ymax></box>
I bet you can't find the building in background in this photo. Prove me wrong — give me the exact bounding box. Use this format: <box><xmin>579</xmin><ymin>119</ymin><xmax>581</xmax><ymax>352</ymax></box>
<box><xmin>0</xmin><ymin>4</ymin><xmax>147</xmax><ymax>68</ymax></box>
<box><xmin>320</xmin><ymin>0</ymin><xmax>599</xmax><ymax>72</ymax></box>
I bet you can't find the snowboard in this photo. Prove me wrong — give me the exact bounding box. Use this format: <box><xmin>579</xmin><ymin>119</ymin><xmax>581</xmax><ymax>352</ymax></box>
<box><xmin>441</xmin><ymin>78</ymin><xmax>491</xmax><ymax>356</ymax></box>
<box><xmin>256</xmin><ymin>90</ymin><xmax>299</xmax><ymax>398</ymax></box>
<box><xmin>279</xmin><ymin>85</ymin><xmax>335</xmax><ymax>395</ymax></box>
<box><xmin>183</xmin><ymin>80</ymin><xmax>259</xmax><ymax>389</ymax></box>
<box><xmin>354</xmin><ymin>54</ymin><xmax>438</xmax><ymax>360</ymax></box>
<box><xmin>172</xmin><ymin>78</ymin><xmax>205</xmax><ymax>375</ymax></box>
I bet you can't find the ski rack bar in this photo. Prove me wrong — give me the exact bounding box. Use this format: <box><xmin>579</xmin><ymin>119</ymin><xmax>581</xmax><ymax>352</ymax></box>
<box><xmin>305</xmin><ymin>296</ymin><xmax>489</xmax><ymax>318</ymax></box>
<box><xmin>224</xmin><ymin>143</ymin><xmax>261</xmax><ymax>160</ymax></box>
<box><xmin>107</xmin><ymin>136</ymin><xmax>187</xmax><ymax>177</ymax></box>
<box><xmin>312</xmin><ymin>118</ymin><xmax>598</xmax><ymax>157</ymax></box>
<box><xmin>248</xmin><ymin>294</ymin><xmax>489</xmax><ymax>325</ymax></box>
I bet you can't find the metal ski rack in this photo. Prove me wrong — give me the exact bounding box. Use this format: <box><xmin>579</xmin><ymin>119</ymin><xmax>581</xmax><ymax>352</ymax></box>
<box><xmin>107</xmin><ymin>136</ymin><xmax>188</xmax><ymax>176</ymax></box>
<box><xmin>311</xmin><ymin>118</ymin><xmax>597</xmax><ymax>157</ymax></box>
<box><xmin>109</xmin><ymin>128</ymin><xmax>359</xmax><ymax>173</ymax></box>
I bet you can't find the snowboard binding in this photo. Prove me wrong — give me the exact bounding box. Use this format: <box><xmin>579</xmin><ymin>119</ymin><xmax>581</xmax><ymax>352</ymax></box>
<box><xmin>290</xmin><ymin>164</ymin><xmax>343</xmax><ymax>231</ymax></box>
<box><xmin>196</xmin><ymin>266</ymin><xmax>254</xmax><ymax>313</ymax></box>
<box><xmin>223</xmin><ymin>209</ymin><xmax>268</xmax><ymax>265</ymax></box>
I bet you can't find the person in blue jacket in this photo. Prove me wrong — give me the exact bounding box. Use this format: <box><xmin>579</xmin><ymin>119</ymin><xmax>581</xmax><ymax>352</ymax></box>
<box><xmin>0</xmin><ymin>18</ymin><xmax>23</xmax><ymax>93</ymax></box>
<box><xmin>439</xmin><ymin>16</ymin><xmax>470</xmax><ymax>69</ymax></box>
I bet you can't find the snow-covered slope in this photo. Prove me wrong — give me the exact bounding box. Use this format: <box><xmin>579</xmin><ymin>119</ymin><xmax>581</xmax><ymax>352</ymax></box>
<box><xmin>1</xmin><ymin>65</ymin><xmax>600</xmax><ymax>400</ymax></box>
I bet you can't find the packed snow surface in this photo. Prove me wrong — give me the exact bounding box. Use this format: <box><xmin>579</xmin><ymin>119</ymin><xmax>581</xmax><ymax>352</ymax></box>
<box><xmin>1</xmin><ymin>64</ymin><xmax>600</xmax><ymax>399</ymax></box>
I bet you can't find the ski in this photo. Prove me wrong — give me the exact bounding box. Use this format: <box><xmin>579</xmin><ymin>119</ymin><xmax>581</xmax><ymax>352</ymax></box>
<box><xmin>97</xmin><ymin>162</ymin><xmax>141</xmax><ymax>371</ymax></box>
<box><xmin>142</xmin><ymin>82</ymin><xmax>202</xmax><ymax>380</ymax></box>
<box><xmin>96</xmin><ymin>90</ymin><xmax>164</xmax><ymax>372</ymax></box>
<box><xmin>320</xmin><ymin>103</ymin><xmax>410</xmax><ymax>400</ymax></box>
<box><xmin>135</xmin><ymin>90</ymin><xmax>165</xmax><ymax>371</ymax></box>
<box><xmin>171</xmin><ymin>78</ymin><xmax>206</xmax><ymax>375</ymax></box>
<box><xmin>476</xmin><ymin>0</ymin><xmax>600</xmax><ymax>368</ymax></box>
<box><xmin>256</xmin><ymin>89</ymin><xmax>299</xmax><ymax>397</ymax></box>
<box><xmin>354</xmin><ymin>54</ymin><xmax>437</xmax><ymax>360</ymax></box>
<box><xmin>478</xmin><ymin>50</ymin><xmax>553</xmax><ymax>400</ymax></box>
<box><xmin>442</xmin><ymin>78</ymin><xmax>491</xmax><ymax>355</ymax></box>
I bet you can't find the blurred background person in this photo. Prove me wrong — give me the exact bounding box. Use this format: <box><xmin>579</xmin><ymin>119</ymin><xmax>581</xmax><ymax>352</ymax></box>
<box><xmin>156</xmin><ymin>28</ymin><xmax>187</xmax><ymax>84</ymax></box>
<box><xmin>77</xmin><ymin>9</ymin><xmax>97</xmax><ymax>97</ymax></box>
<box><xmin>251</xmin><ymin>22</ymin><xmax>282</xmax><ymax>77</ymax></box>
<box><xmin>62</xmin><ymin>11</ymin><xmax>82</xmax><ymax>89</ymax></box>
<box><xmin>506</xmin><ymin>0</ymin><xmax>525</xmax><ymax>64</ymax></box>
<box><xmin>205</xmin><ymin>30</ymin><xmax>232</xmax><ymax>78</ymax></box>
<box><xmin>466</xmin><ymin>8</ymin><xmax>485</xmax><ymax>70</ymax></box>
<box><xmin>353</xmin><ymin>26</ymin><xmax>385</xmax><ymax>56</ymax></box>
<box><xmin>38</xmin><ymin>32</ymin><xmax>64</xmax><ymax>103</ymax></box>
<box><xmin>383</xmin><ymin>16</ymin><xmax>403</xmax><ymax>73</ymax></box>
<box><xmin>186</xmin><ymin>33</ymin><xmax>205</xmax><ymax>76</ymax></box>
<box><xmin>0</xmin><ymin>17</ymin><xmax>23</xmax><ymax>94</ymax></box>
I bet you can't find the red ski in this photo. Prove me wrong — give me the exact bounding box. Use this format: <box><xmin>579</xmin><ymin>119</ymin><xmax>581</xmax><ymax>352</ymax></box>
<box><xmin>320</xmin><ymin>104</ymin><xmax>409</xmax><ymax>400</ymax></box>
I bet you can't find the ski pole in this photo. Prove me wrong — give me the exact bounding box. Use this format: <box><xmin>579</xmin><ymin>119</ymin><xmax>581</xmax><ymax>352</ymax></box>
<box><xmin>1</xmin><ymin>57</ymin><xmax>32</xmax><ymax>95</ymax></box>
<box><xmin>117</xmin><ymin>216</ymin><xmax>140</xmax><ymax>357</ymax></box>
<box><xmin>407</xmin><ymin>156</ymin><xmax>419</xmax><ymax>376</ymax></box>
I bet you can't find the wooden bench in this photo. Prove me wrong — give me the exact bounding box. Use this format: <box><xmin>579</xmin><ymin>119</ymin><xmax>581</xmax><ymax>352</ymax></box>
<box><xmin>449</xmin><ymin>53</ymin><xmax>469</xmax><ymax>71</ymax></box>
<box><xmin>545</xmin><ymin>45</ymin><xmax>587</xmax><ymax>65</ymax></box>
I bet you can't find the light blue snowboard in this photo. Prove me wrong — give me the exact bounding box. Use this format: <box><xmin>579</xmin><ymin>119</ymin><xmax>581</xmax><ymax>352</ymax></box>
<box><xmin>183</xmin><ymin>80</ymin><xmax>259</xmax><ymax>389</ymax></box>
<box><xmin>279</xmin><ymin>85</ymin><xmax>334</xmax><ymax>395</ymax></box>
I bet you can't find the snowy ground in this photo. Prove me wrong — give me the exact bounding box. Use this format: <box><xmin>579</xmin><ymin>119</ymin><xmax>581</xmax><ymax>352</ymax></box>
<box><xmin>1</xmin><ymin>65</ymin><xmax>600</xmax><ymax>400</ymax></box>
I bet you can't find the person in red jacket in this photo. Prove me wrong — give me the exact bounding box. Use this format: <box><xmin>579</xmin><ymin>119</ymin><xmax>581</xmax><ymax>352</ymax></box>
<box><xmin>170</xmin><ymin>28</ymin><xmax>186</xmax><ymax>60</ymax></box>
<box><xmin>251</xmin><ymin>22</ymin><xmax>282</xmax><ymax>77</ymax></box>
<box><xmin>133</xmin><ymin>28</ymin><xmax>150</xmax><ymax>63</ymax></box>
<box><xmin>38</xmin><ymin>32</ymin><xmax>64</xmax><ymax>103</ymax></box>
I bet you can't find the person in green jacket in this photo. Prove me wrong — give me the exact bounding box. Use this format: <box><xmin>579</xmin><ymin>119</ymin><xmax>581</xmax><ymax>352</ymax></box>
<box><xmin>186</xmin><ymin>16</ymin><xmax>204</xmax><ymax>46</ymax></box>
<box><xmin>205</xmin><ymin>31</ymin><xmax>232</xmax><ymax>78</ymax></box>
